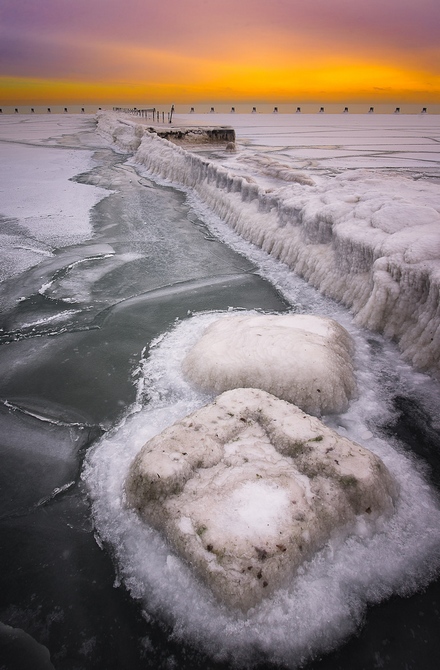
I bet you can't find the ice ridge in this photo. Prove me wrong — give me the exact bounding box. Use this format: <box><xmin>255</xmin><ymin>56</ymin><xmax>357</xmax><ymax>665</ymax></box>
<box><xmin>97</xmin><ymin>112</ymin><xmax>440</xmax><ymax>378</ymax></box>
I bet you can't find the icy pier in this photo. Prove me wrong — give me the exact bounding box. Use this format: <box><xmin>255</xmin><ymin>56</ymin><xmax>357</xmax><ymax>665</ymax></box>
<box><xmin>97</xmin><ymin>111</ymin><xmax>440</xmax><ymax>378</ymax></box>
<box><xmin>150</xmin><ymin>126</ymin><xmax>235</xmax><ymax>144</ymax></box>
<box><xmin>99</xmin><ymin>111</ymin><xmax>235</xmax><ymax>148</ymax></box>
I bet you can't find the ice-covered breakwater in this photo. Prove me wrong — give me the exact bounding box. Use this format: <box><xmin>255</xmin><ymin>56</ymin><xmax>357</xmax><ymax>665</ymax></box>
<box><xmin>97</xmin><ymin>111</ymin><xmax>440</xmax><ymax>378</ymax></box>
<box><xmin>96</xmin><ymin>112</ymin><xmax>235</xmax><ymax>151</ymax></box>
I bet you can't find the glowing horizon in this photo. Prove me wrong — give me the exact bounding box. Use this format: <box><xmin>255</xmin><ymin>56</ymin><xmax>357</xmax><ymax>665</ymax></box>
<box><xmin>1</xmin><ymin>0</ymin><xmax>439</xmax><ymax>106</ymax></box>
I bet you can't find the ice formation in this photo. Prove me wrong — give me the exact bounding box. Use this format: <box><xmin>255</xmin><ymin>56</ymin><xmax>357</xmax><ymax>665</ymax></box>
<box><xmin>0</xmin><ymin>127</ymin><xmax>108</xmax><ymax>281</ymax></box>
<box><xmin>125</xmin><ymin>388</ymin><xmax>396</xmax><ymax>611</ymax></box>
<box><xmin>97</xmin><ymin>111</ymin><xmax>440</xmax><ymax>378</ymax></box>
<box><xmin>182</xmin><ymin>313</ymin><xmax>356</xmax><ymax>415</ymax></box>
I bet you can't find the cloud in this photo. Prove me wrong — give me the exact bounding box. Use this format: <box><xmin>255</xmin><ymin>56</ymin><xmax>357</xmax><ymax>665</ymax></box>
<box><xmin>1</xmin><ymin>0</ymin><xmax>439</xmax><ymax>103</ymax></box>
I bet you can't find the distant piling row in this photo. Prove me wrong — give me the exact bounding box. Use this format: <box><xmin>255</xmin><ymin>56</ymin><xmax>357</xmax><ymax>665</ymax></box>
<box><xmin>188</xmin><ymin>106</ymin><xmax>429</xmax><ymax>114</ymax></box>
<box><xmin>0</xmin><ymin>107</ymin><xmax>98</xmax><ymax>114</ymax></box>
<box><xmin>121</xmin><ymin>105</ymin><xmax>428</xmax><ymax>116</ymax></box>
<box><xmin>0</xmin><ymin>105</ymin><xmax>430</xmax><ymax>115</ymax></box>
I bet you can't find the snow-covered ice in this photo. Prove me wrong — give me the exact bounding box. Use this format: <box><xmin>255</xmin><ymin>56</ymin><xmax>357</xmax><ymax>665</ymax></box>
<box><xmin>125</xmin><ymin>388</ymin><xmax>396</xmax><ymax>611</ymax></box>
<box><xmin>0</xmin><ymin>116</ymin><xmax>109</xmax><ymax>281</ymax></box>
<box><xmin>182</xmin><ymin>313</ymin><xmax>356</xmax><ymax>415</ymax></box>
<box><xmin>84</xmin><ymin>308</ymin><xmax>440</xmax><ymax>666</ymax></box>
<box><xmin>2</xmin><ymin>111</ymin><xmax>440</xmax><ymax>667</ymax></box>
<box><xmin>85</xmin><ymin>111</ymin><xmax>440</xmax><ymax>664</ymax></box>
<box><xmin>97</xmin><ymin>111</ymin><xmax>440</xmax><ymax>378</ymax></box>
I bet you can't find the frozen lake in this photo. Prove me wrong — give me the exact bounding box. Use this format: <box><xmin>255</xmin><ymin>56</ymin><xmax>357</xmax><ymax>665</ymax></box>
<box><xmin>1</xmin><ymin>113</ymin><xmax>440</xmax><ymax>669</ymax></box>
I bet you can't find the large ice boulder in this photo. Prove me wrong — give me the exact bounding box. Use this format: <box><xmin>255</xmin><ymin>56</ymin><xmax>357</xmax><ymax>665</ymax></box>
<box><xmin>182</xmin><ymin>313</ymin><xmax>356</xmax><ymax>415</ymax></box>
<box><xmin>125</xmin><ymin>388</ymin><xmax>396</xmax><ymax>611</ymax></box>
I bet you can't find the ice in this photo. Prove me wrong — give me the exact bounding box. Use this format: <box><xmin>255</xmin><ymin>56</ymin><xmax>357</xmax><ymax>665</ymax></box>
<box><xmin>125</xmin><ymin>388</ymin><xmax>396</xmax><ymax>610</ymax></box>
<box><xmin>97</xmin><ymin>111</ymin><xmax>440</xmax><ymax>377</ymax></box>
<box><xmin>3</xmin><ymin>111</ymin><xmax>438</xmax><ymax>665</ymax></box>
<box><xmin>0</xmin><ymin>400</ymin><xmax>94</xmax><ymax>515</ymax></box>
<box><xmin>0</xmin><ymin>621</ymin><xmax>55</xmax><ymax>670</ymax></box>
<box><xmin>0</xmin><ymin>116</ymin><xmax>109</xmax><ymax>280</ymax></box>
<box><xmin>83</xmin><ymin>310</ymin><xmax>440</xmax><ymax>666</ymax></box>
<box><xmin>182</xmin><ymin>313</ymin><xmax>356</xmax><ymax>414</ymax></box>
<box><xmin>0</xmin><ymin>143</ymin><xmax>107</xmax><ymax>247</ymax></box>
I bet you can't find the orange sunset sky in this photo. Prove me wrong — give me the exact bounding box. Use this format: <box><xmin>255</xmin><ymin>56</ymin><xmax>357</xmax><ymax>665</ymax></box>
<box><xmin>1</xmin><ymin>0</ymin><xmax>439</xmax><ymax>106</ymax></box>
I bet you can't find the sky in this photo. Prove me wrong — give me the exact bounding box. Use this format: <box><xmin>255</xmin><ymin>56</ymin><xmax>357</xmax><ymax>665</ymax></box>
<box><xmin>1</xmin><ymin>0</ymin><xmax>439</xmax><ymax>106</ymax></box>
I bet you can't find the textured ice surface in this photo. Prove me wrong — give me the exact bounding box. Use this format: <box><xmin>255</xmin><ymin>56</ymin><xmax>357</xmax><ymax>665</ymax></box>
<box><xmin>0</xmin><ymin>116</ymin><xmax>109</xmax><ymax>281</ymax></box>
<box><xmin>97</xmin><ymin>111</ymin><xmax>440</xmax><ymax>378</ymax></box>
<box><xmin>84</xmin><ymin>309</ymin><xmax>440</xmax><ymax>666</ymax></box>
<box><xmin>182</xmin><ymin>313</ymin><xmax>356</xmax><ymax>415</ymax></box>
<box><xmin>125</xmin><ymin>388</ymin><xmax>396</xmax><ymax>610</ymax></box>
<box><xmin>0</xmin><ymin>144</ymin><xmax>107</xmax><ymax>247</ymax></box>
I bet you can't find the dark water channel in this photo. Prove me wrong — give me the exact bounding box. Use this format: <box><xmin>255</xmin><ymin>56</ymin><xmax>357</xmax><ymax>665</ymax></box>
<box><xmin>0</xmin><ymin>143</ymin><xmax>288</xmax><ymax>669</ymax></box>
<box><xmin>1</xmin><ymin>135</ymin><xmax>440</xmax><ymax>669</ymax></box>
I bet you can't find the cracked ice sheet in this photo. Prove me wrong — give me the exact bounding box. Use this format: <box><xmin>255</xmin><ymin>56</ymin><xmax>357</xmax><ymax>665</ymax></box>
<box><xmin>0</xmin><ymin>116</ymin><xmax>109</xmax><ymax>277</ymax></box>
<box><xmin>0</xmin><ymin>143</ymin><xmax>108</xmax><ymax>247</ymax></box>
<box><xmin>174</xmin><ymin>112</ymin><xmax>440</xmax><ymax>174</ymax></box>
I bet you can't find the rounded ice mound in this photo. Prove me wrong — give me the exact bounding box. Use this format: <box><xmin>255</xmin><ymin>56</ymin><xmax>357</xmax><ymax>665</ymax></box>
<box><xmin>125</xmin><ymin>388</ymin><xmax>397</xmax><ymax>611</ymax></box>
<box><xmin>182</xmin><ymin>313</ymin><xmax>356</xmax><ymax>415</ymax></box>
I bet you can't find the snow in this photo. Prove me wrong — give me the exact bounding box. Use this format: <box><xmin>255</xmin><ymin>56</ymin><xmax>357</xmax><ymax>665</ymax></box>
<box><xmin>97</xmin><ymin>111</ymin><xmax>440</xmax><ymax>378</ymax></box>
<box><xmin>125</xmin><ymin>388</ymin><xmax>396</xmax><ymax>610</ymax></box>
<box><xmin>182</xmin><ymin>313</ymin><xmax>356</xmax><ymax>415</ymax></box>
<box><xmin>0</xmin><ymin>115</ymin><xmax>109</xmax><ymax>280</ymax></box>
<box><xmin>2</xmin><ymin>110</ymin><xmax>438</xmax><ymax>664</ymax></box>
<box><xmin>84</xmin><ymin>310</ymin><xmax>440</xmax><ymax>666</ymax></box>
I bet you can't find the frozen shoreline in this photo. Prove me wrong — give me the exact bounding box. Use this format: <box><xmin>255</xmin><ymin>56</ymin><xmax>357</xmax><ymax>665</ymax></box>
<box><xmin>0</xmin><ymin>115</ymin><xmax>109</xmax><ymax>283</ymax></box>
<box><xmin>97</xmin><ymin>111</ymin><xmax>440</xmax><ymax>378</ymax></box>
<box><xmin>2</xmin><ymin>112</ymin><xmax>440</xmax><ymax>669</ymax></box>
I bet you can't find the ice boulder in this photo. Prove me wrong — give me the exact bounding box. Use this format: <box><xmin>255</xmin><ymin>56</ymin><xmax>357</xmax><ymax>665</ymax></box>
<box><xmin>182</xmin><ymin>313</ymin><xmax>356</xmax><ymax>415</ymax></box>
<box><xmin>125</xmin><ymin>388</ymin><xmax>396</xmax><ymax>611</ymax></box>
